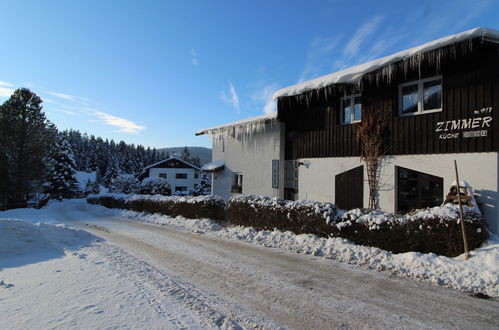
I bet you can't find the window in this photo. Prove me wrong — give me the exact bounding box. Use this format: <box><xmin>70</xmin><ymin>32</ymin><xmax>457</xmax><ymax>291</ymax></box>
<box><xmin>340</xmin><ymin>94</ymin><xmax>361</xmax><ymax>124</ymax></box>
<box><xmin>396</xmin><ymin>166</ymin><xmax>443</xmax><ymax>212</ymax></box>
<box><xmin>399</xmin><ymin>76</ymin><xmax>442</xmax><ymax>116</ymax></box>
<box><xmin>175</xmin><ymin>173</ymin><xmax>187</xmax><ymax>179</ymax></box>
<box><xmin>159</xmin><ymin>173</ymin><xmax>167</xmax><ymax>179</ymax></box>
<box><xmin>231</xmin><ymin>173</ymin><xmax>243</xmax><ymax>193</ymax></box>
<box><xmin>175</xmin><ymin>186</ymin><xmax>187</xmax><ymax>192</ymax></box>
<box><xmin>194</xmin><ymin>172</ymin><xmax>199</xmax><ymax>179</ymax></box>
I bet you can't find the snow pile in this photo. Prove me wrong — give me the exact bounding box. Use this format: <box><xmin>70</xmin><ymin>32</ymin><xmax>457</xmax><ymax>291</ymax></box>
<box><xmin>274</xmin><ymin>27</ymin><xmax>499</xmax><ymax>98</ymax></box>
<box><xmin>110</xmin><ymin>207</ymin><xmax>499</xmax><ymax>298</ymax></box>
<box><xmin>0</xmin><ymin>218</ymin><xmax>96</xmax><ymax>268</ymax></box>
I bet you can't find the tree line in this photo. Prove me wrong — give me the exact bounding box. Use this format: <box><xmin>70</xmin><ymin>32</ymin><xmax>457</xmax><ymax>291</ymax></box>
<box><xmin>0</xmin><ymin>88</ymin><xmax>201</xmax><ymax>209</ymax></box>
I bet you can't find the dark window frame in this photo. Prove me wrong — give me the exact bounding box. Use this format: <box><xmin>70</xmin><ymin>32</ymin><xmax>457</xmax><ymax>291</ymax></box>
<box><xmin>231</xmin><ymin>172</ymin><xmax>243</xmax><ymax>194</ymax></box>
<box><xmin>175</xmin><ymin>173</ymin><xmax>188</xmax><ymax>179</ymax></box>
<box><xmin>396</xmin><ymin>166</ymin><xmax>443</xmax><ymax>212</ymax></box>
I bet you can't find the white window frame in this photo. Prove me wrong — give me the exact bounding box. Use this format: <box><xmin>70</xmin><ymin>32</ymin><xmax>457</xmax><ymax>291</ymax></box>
<box><xmin>398</xmin><ymin>75</ymin><xmax>442</xmax><ymax>117</ymax></box>
<box><xmin>340</xmin><ymin>94</ymin><xmax>362</xmax><ymax>124</ymax></box>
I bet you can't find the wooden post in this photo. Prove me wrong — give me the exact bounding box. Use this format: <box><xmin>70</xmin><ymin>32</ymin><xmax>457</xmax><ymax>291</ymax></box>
<box><xmin>454</xmin><ymin>160</ymin><xmax>470</xmax><ymax>260</ymax></box>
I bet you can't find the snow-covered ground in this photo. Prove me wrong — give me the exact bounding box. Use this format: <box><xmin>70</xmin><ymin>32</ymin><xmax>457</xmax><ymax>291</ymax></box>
<box><xmin>1</xmin><ymin>199</ymin><xmax>498</xmax><ymax>329</ymax></box>
<box><xmin>112</xmin><ymin>207</ymin><xmax>499</xmax><ymax>299</ymax></box>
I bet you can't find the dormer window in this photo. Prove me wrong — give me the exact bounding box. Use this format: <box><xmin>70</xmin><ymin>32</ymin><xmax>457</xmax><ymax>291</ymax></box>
<box><xmin>399</xmin><ymin>76</ymin><xmax>442</xmax><ymax>116</ymax></box>
<box><xmin>341</xmin><ymin>94</ymin><xmax>361</xmax><ymax>124</ymax></box>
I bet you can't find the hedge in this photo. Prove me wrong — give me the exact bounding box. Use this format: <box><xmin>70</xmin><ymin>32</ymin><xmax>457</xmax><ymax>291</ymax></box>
<box><xmin>226</xmin><ymin>195</ymin><xmax>340</xmax><ymax>237</ymax></box>
<box><xmin>87</xmin><ymin>193</ymin><xmax>226</xmax><ymax>221</ymax></box>
<box><xmin>87</xmin><ymin>193</ymin><xmax>489</xmax><ymax>257</ymax></box>
<box><xmin>226</xmin><ymin>195</ymin><xmax>488</xmax><ymax>257</ymax></box>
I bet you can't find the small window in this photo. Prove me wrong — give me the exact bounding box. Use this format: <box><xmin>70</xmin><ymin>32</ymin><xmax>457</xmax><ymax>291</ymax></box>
<box><xmin>399</xmin><ymin>76</ymin><xmax>442</xmax><ymax>116</ymax></box>
<box><xmin>231</xmin><ymin>173</ymin><xmax>243</xmax><ymax>194</ymax></box>
<box><xmin>194</xmin><ymin>172</ymin><xmax>199</xmax><ymax>179</ymax></box>
<box><xmin>175</xmin><ymin>186</ymin><xmax>187</xmax><ymax>192</ymax></box>
<box><xmin>176</xmin><ymin>173</ymin><xmax>187</xmax><ymax>179</ymax></box>
<box><xmin>341</xmin><ymin>94</ymin><xmax>361</xmax><ymax>124</ymax></box>
<box><xmin>159</xmin><ymin>173</ymin><xmax>167</xmax><ymax>179</ymax></box>
<box><xmin>397</xmin><ymin>166</ymin><xmax>443</xmax><ymax>212</ymax></box>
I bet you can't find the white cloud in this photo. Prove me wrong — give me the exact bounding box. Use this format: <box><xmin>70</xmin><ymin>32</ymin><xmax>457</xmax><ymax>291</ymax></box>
<box><xmin>251</xmin><ymin>83</ymin><xmax>279</xmax><ymax>114</ymax></box>
<box><xmin>191</xmin><ymin>49</ymin><xmax>199</xmax><ymax>67</ymax></box>
<box><xmin>220</xmin><ymin>81</ymin><xmax>240</xmax><ymax>114</ymax></box>
<box><xmin>342</xmin><ymin>15</ymin><xmax>383</xmax><ymax>60</ymax></box>
<box><xmin>0</xmin><ymin>80</ymin><xmax>15</xmax><ymax>98</ymax></box>
<box><xmin>82</xmin><ymin>108</ymin><xmax>146</xmax><ymax>134</ymax></box>
<box><xmin>48</xmin><ymin>91</ymin><xmax>77</xmax><ymax>100</ymax></box>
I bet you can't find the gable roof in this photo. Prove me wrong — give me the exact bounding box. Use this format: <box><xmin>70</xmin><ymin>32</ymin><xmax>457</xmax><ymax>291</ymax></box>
<box><xmin>273</xmin><ymin>27</ymin><xmax>499</xmax><ymax>99</ymax></box>
<box><xmin>141</xmin><ymin>156</ymin><xmax>200</xmax><ymax>172</ymax></box>
<box><xmin>195</xmin><ymin>112</ymin><xmax>278</xmax><ymax>136</ymax></box>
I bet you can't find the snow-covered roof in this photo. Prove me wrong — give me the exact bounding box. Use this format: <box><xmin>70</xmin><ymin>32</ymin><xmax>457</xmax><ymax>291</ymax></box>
<box><xmin>195</xmin><ymin>112</ymin><xmax>277</xmax><ymax>136</ymax></box>
<box><xmin>140</xmin><ymin>157</ymin><xmax>201</xmax><ymax>172</ymax></box>
<box><xmin>201</xmin><ymin>160</ymin><xmax>225</xmax><ymax>173</ymax></box>
<box><xmin>273</xmin><ymin>27</ymin><xmax>499</xmax><ymax>99</ymax></box>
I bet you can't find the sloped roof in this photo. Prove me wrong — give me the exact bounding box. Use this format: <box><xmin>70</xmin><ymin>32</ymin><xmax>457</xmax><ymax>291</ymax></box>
<box><xmin>273</xmin><ymin>27</ymin><xmax>499</xmax><ymax>99</ymax></box>
<box><xmin>140</xmin><ymin>156</ymin><xmax>201</xmax><ymax>172</ymax></box>
<box><xmin>195</xmin><ymin>112</ymin><xmax>277</xmax><ymax>136</ymax></box>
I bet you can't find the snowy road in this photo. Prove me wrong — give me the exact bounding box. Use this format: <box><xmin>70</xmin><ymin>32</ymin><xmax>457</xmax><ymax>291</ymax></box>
<box><xmin>52</xmin><ymin>200</ymin><xmax>499</xmax><ymax>329</ymax></box>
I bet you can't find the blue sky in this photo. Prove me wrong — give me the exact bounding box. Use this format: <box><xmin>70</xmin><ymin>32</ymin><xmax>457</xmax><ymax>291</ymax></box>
<box><xmin>1</xmin><ymin>0</ymin><xmax>498</xmax><ymax>148</ymax></box>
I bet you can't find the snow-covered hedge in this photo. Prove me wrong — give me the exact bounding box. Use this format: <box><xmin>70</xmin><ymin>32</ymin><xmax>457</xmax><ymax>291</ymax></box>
<box><xmin>226</xmin><ymin>195</ymin><xmax>340</xmax><ymax>237</ymax></box>
<box><xmin>87</xmin><ymin>193</ymin><xmax>226</xmax><ymax>221</ymax></box>
<box><xmin>334</xmin><ymin>207</ymin><xmax>488</xmax><ymax>257</ymax></box>
<box><xmin>227</xmin><ymin>195</ymin><xmax>488</xmax><ymax>257</ymax></box>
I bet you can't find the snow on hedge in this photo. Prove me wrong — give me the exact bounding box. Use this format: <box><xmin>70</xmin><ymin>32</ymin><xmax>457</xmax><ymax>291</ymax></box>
<box><xmin>90</xmin><ymin>192</ymin><xmax>224</xmax><ymax>205</ymax></box>
<box><xmin>108</xmin><ymin>206</ymin><xmax>499</xmax><ymax>298</ymax></box>
<box><xmin>339</xmin><ymin>203</ymin><xmax>481</xmax><ymax>231</ymax></box>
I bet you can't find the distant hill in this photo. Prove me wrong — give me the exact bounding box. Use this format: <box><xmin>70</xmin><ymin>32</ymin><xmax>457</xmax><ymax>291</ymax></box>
<box><xmin>157</xmin><ymin>146</ymin><xmax>212</xmax><ymax>165</ymax></box>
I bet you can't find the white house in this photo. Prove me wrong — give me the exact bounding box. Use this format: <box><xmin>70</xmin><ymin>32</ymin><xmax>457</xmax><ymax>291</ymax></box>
<box><xmin>137</xmin><ymin>157</ymin><xmax>202</xmax><ymax>193</ymax></box>
<box><xmin>196</xmin><ymin>113</ymin><xmax>285</xmax><ymax>200</ymax></box>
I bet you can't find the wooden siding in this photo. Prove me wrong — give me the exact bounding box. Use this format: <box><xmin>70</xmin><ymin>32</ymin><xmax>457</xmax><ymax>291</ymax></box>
<box><xmin>280</xmin><ymin>40</ymin><xmax>499</xmax><ymax>160</ymax></box>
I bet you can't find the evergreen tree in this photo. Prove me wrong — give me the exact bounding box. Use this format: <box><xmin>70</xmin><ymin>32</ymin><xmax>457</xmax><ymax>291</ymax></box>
<box><xmin>102</xmin><ymin>156</ymin><xmax>121</xmax><ymax>187</ymax></box>
<box><xmin>180</xmin><ymin>146</ymin><xmax>190</xmax><ymax>161</ymax></box>
<box><xmin>44</xmin><ymin>136</ymin><xmax>80</xmax><ymax>199</ymax></box>
<box><xmin>0</xmin><ymin>88</ymin><xmax>56</xmax><ymax>206</ymax></box>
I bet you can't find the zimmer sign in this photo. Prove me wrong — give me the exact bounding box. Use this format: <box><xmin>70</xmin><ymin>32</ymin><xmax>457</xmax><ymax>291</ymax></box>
<box><xmin>435</xmin><ymin>107</ymin><xmax>493</xmax><ymax>139</ymax></box>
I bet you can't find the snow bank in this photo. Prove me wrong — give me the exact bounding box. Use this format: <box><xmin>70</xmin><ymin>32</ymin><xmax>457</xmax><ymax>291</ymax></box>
<box><xmin>0</xmin><ymin>218</ymin><xmax>96</xmax><ymax>268</ymax></box>
<box><xmin>111</xmin><ymin>207</ymin><xmax>499</xmax><ymax>298</ymax></box>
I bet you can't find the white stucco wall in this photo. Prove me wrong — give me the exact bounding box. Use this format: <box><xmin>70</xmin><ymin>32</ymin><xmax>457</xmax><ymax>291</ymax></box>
<box><xmin>210</xmin><ymin>123</ymin><xmax>285</xmax><ymax>200</ymax></box>
<box><xmin>297</xmin><ymin>152</ymin><xmax>499</xmax><ymax>234</ymax></box>
<box><xmin>148</xmin><ymin>167</ymin><xmax>201</xmax><ymax>192</ymax></box>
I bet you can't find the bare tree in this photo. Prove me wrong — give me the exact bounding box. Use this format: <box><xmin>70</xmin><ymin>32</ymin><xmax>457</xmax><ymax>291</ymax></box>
<box><xmin>355</xmin><ymin>107</ymin><xmax>390</xmax><ymax>210</ymax></box>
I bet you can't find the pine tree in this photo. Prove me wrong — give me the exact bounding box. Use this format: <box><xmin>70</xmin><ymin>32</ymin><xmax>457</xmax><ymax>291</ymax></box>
<box><xmin>181</xmin><ymin>146</ymin><xmax>190</xmax><ymax>162</ymax></box>
<box><xmin>44</xmin><ymin>136</ymin><xmax>80</xmax><ymax>199</ymax></box>
<box><xmin>0</xmin><ymin>88</ymin><xmax>56</xmax><ymax>206</ymax></box>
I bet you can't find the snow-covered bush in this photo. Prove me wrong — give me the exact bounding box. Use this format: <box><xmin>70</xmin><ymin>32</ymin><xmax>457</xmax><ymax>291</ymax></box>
<box><xmin>226</xmin><ymin>195</ymin><xmax>340</xmax><ymax>237</ymax></box>
<box><xmin>139</xmin><ymin>177</ymin><xmax>171</xmax><ymax>196</ymax></box>
<box><xmin>87</xmin><ymin>193</ymin><xmax>226</xmax><ymax>221</ymax></box>
<box><xmin>108</xmin><ymin>175</ymin><xmax>140</xmax><ymax>194</ymax></box>
<box><xmin>227</xmin><ymin>195</ymin><xmax>488</xmax><ymax>257</ymax></box>
<box><xmin>333</xmin><ymin>206</ymin><xmax>488</xmax><ymax>257</ymax></box>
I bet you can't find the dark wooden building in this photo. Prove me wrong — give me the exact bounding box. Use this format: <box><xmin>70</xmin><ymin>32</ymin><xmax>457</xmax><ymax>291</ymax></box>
<box><xmin>274</xmin><ymin>28</ymin><xmax>499</xmax><ymax>234</ymax></box>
